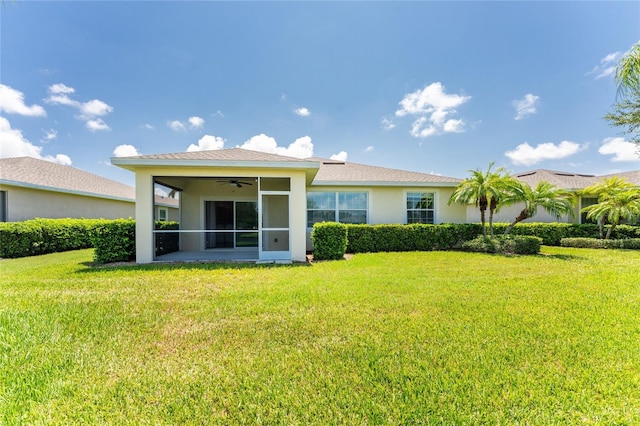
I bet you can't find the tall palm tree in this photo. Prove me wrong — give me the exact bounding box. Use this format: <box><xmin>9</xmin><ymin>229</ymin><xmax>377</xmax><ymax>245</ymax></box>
<box><xmin>615</xmin><ymin>43</ymin><xmax>640</xmax><ymax>99</ymax></box>
<box><xmin>581</xmin><ymin>177</ymin><xmax>638</xmax><ymax>239</ymax></box>
<box><xmin>501</xmin><ymin>181</ymin><xmax>575</xmax><ymax>235</ymax></box>
<box><xmin>448</xmin><ymin>162</ymin><xmax>516</xmax><ymax>238</ymax></box>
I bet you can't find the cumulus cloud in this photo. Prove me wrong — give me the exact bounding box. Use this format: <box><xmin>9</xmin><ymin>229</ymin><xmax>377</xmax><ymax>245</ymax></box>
<box><xmin>381</xmin><ymin>117</ymin><xmax>395</xmax><ymax>130</ymax></box>
<box><xmin>44</xmin><ymin>83</ymin><xmax>112</xmax><ymax>131</ymax></box>
<box><xmin>586</xmin><ymin>51</ymin><xmax>622</xmax><ymax>79</ymax></box>
<box><xmin>330</xmin><ymin>151</ymin><xmax>348</xmax><ymax>162</ymax></box>
<box><xmin>239</xmin><ymin>134</ymin><xmax>314</xmax><ymax>158</ymax></box>
<box><xmin>187</xmin><ymin>134</ymin><xmax>226</xmax><ymax>152</ymax></box>
<box><xmin>42</xmin><ymin>129</ymin><xmax>57</xmax><ymax>142</ymax></box>
<box><xmin>0</xmin><ymin>117</ymin><xmax>71</xmax><ymax>165</ymax></box>
<box><xmin>188</xmin><ymin>116</ymin><xmax>204</xmax><ymax>128</ymax></box>
<box><xmin>364</xmin><ymin>146</ymin><xmax>374</xmax><ymax>152</ymax></box>
<box><xmin>598</xmin><ymin>137</ymin><xmax>639</xmax><ymax>162</ymax></box>
<box><xmin>294</xmin><ymin>107</ymin><xmax>310</xmax><ymax>117</ymax></box>
<box><xmin>505</xmin><ymin>140</ymin><xmax>583</xmax><ymax>166</ymax></box>
<box><xmin>168</xmin><ymin>120</ymin><xmax>186</xmax><ymax>131</ymax></box>
<box><xmin>113</xmin><ymin>144</ymin><xmax>141</xmax><ymax>157</ymax></box>
<box><xmin>513</xmin><ymin>93</ymin><xmax>540</xmax><ymax>120</ymax></box>
<box><xmin>0</xmin><ymin>84</ymin><xmax>47</xmax><ymax>117</ymax></box>
<box><xmin>395</xmin><ymin>82</ymin><xmax>471</xmax><ymax>138</ymax></box>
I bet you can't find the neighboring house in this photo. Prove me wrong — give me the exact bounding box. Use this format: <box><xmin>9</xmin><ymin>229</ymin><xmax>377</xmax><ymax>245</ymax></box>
<box><xmin>112</xmin><ymin>148</ymin><xmax>465</xmax><ymax>263</ymax></box>
<box><xmin>487</xmin><ymin>169</ymin><xmax>640</xmax><ymax>225</ymax></box>
<box><xmin>0</xmin><ymin>157</ymin><xmax>178</xmax><ymax>222</ymax></box>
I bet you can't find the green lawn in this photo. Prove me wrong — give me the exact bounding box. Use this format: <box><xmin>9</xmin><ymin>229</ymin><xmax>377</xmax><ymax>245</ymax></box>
<box><xmin>1</xmin><ymin>248</ymin><xmax>639</xmax><ymax>424</ymax></box>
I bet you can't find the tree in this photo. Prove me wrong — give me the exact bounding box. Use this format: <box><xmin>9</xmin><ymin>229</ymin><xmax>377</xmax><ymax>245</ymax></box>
<box><xmin>605</xmin><ymin>43</ymin><xmax>640</xmax><ymax>148</ymax></box>
<box><xmin>501</xmin><ymin>181</ymin><xmax>575</xmax><ymax>235</ymax></box>
<box><xmin>448</xmin><ymin>162</ymin><xmax>517</xmax><ymax>238</ymax></box>
<box><xmin>581</xmin><ymin>177</ymin><xmax>640</xmax><ymax>239</ymax></box>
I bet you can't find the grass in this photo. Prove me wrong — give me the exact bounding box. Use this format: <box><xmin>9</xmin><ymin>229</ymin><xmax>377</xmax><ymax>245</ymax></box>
<box><xmin>1</xmin><ymin>247</ymin><xmax>639</xmax><ymax>424</ymax></box>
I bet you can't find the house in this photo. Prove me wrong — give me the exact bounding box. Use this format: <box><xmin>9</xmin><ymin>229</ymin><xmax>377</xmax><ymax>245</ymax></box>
<box><xmin>0</xmin><ymin>156</ymin><xmax>178</xmax><ymax>222</ymax></box>
<box><xmin>488</xmin><ymin>169</ymin><xmax>640</xmax><ymax>225</ymax></box>
<box><xmin>111</xmin><ymin>148</ymin><xmax>465</xmax><ymax>263</ymax></box>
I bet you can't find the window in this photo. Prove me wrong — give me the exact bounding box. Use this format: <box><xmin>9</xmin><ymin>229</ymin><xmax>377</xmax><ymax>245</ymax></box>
<box><xmin>157</xmin><ymin>207</ymin><xmax>168</xmax><ymax>222</ymax></box>
<box><xmin>307</xmin><ymin>192</ymin><xmax>368</xmax><ymax>227</ymax></box>
<box><xmin>406</xmin><ymin>192</ymin><xmax>435</xmax><ymax>224</ymax></box>
<box><xmin>0</xmin><ymin>191</ymin><xmax>6</xmax><ymax>222</ymax></box>
<box><xmin>205</xmin><ymin>201</ymin><xmax>258</xmax><ymax>248</ymax></box>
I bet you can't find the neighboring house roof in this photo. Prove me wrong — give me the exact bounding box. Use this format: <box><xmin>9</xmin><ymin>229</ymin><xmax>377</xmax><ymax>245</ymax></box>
<box><xmin>309</xmin><ymin>157</ymin><xmax>462</xmax><ymax>187</ymax></box>
<box><xmin>0</xmin><ymin>156</ymin><xmax>136</xmax><ymax>201</ymax></box>
<box><xmin>0</xmin><ymin>156</ymin><xmax>179</xmax><ymax>207</ymax></box>
<box><xmin>514</xmin><ymin>168</ymin><xmax>640</xmax><ymax>190</ymax></box>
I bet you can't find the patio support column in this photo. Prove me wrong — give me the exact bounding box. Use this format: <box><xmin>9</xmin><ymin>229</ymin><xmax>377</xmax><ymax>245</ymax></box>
<box><xmin>135</xmin><ymin>171</ymin><xmax>154</xmax><ymax>263</ymax></box>
<box><xmin>290</xmin><ymin>171</ymin><xmax>307</xmax><ymax>262</ymax></box>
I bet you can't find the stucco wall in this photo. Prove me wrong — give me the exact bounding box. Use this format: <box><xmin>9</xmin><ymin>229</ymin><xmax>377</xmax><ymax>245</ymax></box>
<box><xmin>0</xmin><ymin>184</ymin><xmax>135</xmax><ymax>221</ymax></box>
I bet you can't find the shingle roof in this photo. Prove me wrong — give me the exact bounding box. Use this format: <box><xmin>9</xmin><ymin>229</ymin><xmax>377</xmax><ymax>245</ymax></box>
<box><xmin>514</xmin><ymin>168</ymin><xmax>640</xmax><ymax>189</ymax></box>
<box><xmin>120</xmin><ymin>147</ymin><xmax>314</xmax><ymax>163</ymax></box>
<box><xmin>309</xmin><ymin>157</ymin><xmax>461</xmax><ymax>186</ymax></box>
<box><xmin>514</xmin><ymin>169</ymin><xmax>600</xmax><ymax>190</ymax></box>
<box><xmin>0</xmin><ymin>157</ymin><xmax>136</xmax><ymax>200</ymax></box>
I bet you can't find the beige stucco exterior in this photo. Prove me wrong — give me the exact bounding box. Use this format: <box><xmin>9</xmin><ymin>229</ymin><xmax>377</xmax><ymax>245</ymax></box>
<box><xmin>0</xmin><ymin>184</ymin><xmax>135</xmax><ymax>222</ymax></box>
<box><xmin>132</xmin><ymin>165</ymin><xmax>309</xmax><ymax>263</ymax></box>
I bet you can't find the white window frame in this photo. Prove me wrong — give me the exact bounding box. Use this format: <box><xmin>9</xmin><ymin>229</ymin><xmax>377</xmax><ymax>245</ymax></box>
<box><xmin>307</xmin><ymin>191</ymin><xmax>369</xmax><ymax>227</ymax></box>
<box><xmin>405</xmin><ymin>191</ymin><xmax>436</xmax><ymax>224</ymax></box>
<box><xmin>157</xmin><ymin>207</ymin><xmax>168</xmax><ymax>222</ymax></box>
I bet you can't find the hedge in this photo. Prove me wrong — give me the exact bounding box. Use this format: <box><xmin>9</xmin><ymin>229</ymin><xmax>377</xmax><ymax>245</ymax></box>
<box><xmin>492</xmin><ymin>223</ymin><xmax>640</xmax><ymax>245</ymax></box>
<box><xmin>91</xmin><ymin>219</ymin><xmax>137</xmax><ymax>264</ymax></box>
<box><xmin>311</xmin><ymin>222</ymin><xmax>348</xmax><ymax>260</ymax></box>
<box><xmin>461</xmin><ymin>235</ymin><xmax>542</xmax><ymax>255</ymax></box>
<box><xmin>0</xmin><ymin>218</ymin><xmax>110</xmax><ymax>258</ymax></box>
<box><xmin>560</xmin><ymin>238</ymin><xmax>640</xmax><ymax>249</ymax></box>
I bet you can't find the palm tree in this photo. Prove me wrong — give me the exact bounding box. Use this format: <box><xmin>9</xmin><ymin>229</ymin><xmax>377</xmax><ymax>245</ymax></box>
<box><xmin>581</xmin><ymin>177</ymin><xmax>639</xmax><ymax>239</ymax></box>
<box><xmin>614</xmin><ymin>43</ymin><xmax>640</xmax><ymax>99</ymax></box>
<box><xmin>449</xmin><ymin>162</ymin><xmax>516</xmax><ymax>238</ymax></box>
<box><xmin>501</xmin><ymin>181</ymin><xmax>575</xmax><ymax>235</ymax></box>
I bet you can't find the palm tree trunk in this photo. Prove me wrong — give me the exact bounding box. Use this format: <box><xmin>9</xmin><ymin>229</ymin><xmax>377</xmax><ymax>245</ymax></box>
<box><xmin>504</xmin><ymin>210</ymin><xmax>529</xmax><ymax>235</ymax></box>
<box><xmin>605</xmin><ymin>223</ymin><xmax>617</xmax><ymax>239</ymax></box>
<box><xmin>598</xmin><ymin>217</ymin><xmax>605</xmax><ymax>239</ymax></box>
<box><xmin>480</xmin><ymin>208</ymin><xmax>487</xmax><ymax>238</ymax></box>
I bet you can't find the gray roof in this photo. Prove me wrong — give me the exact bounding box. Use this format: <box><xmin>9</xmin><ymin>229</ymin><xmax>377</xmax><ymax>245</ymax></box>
<box><xmin>309</xmin><ymin>157</ymin><xmax>461</xmax><ymax>186</ymax></box>
<box><xmin>514</xmin><ymin>168</ymin><xmax>640</xmax><ymax>190</ymax></box>
<box><xmin>0</xmin><ymin>156</ymin><xmax>136</xmax><ymax>200</ymax></box>
<box><xmin>118</xmin><ymin>147</ymin><xmax>314</xmax><ymax>163</ymax></box>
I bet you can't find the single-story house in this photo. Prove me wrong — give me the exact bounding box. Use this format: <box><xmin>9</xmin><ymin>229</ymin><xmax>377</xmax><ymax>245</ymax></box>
<box><xmin>111</xmin><ymin>148</ymin><xmax>639</xmax><ymax>264</ymax></box>
<box><xmin>0</xmin><ymin>156</ymin><xmax>178</xmax><ymax>222</ymax></box>
<box><xmin>112</xmin><ymin>148</ymin><xmax>466</xmax><ymax>263</ymax></box>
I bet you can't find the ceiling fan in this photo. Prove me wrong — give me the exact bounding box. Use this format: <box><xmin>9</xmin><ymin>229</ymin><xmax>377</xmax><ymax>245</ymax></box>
<box><xmin>217</xmin><ymin>179</ymin><xmax>254</xmax><ymax>188</ymax></box>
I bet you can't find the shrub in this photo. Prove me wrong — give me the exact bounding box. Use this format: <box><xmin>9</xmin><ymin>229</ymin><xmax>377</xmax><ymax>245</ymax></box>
<box><xmin>561</xmin><ymin>238</ymin><xmax>640</xmax><ymax>249</ymax></box>
<box><xmin>155</xmin><ymin>221</ymin><xmax>180</xmax><ymax>256</ymax></box>
<box><xmin>311</xmin><ymin>222</ymin><xmax>348</xmax><ymax>260</ymax></box>
<box><xmin>461</xmin><ymin>235</ymin><xmax>542</xmax><ymax>255</ymax></box>
<box><xmin>91</xmin><ymin>219</ymin><xmax>136</xmax><ymax>264</ymax></box>
<box><xmin>0</xmin><ymin>218</ymin><xmax>108</xmax><ymax>258</ymax></box>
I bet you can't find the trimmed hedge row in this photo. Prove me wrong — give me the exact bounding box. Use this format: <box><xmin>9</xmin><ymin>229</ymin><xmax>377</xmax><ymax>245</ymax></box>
<box><xmin>461</xmin><ymin>235</ymin><xmax>542</xmax><ymax>255</ymax></box>
<box><xmin>0</xmin><ymin>218</ymin><xmax>111</xmax><ymax>258</ymax></box>
<box><xmin>560</xmin><ymin>238</ymin><xmax>640</xmax><ymax>249</ymax></box>
<box><xmin>311</xmin><ymin>222</ymin><xmax>348</xmax><ymax>260</ymax></box>
<box><xmin>492</xmin><ymin>223</ymin><xmax>640</xmax><ymax>246</ymax></box>
<box><xmin>91</xmin><ymin>219</ymin><xmax>136</xmax><ymax>264</ymax></box>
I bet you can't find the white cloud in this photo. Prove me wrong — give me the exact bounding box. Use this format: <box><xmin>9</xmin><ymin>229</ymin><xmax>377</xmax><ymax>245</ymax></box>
<box><xmin>395</xmin><ymin>82</ymin><xmax>471</xmax><ymax>138</ymax></box>
<box><xmin>294</xmin><ymin>107</ymin><xmax>310</xmax><ymax>117</ymax></box>
<box><xmin>513</xmin><ymin>93</ymin><xmax>540</xmax><ymax>120</ymax></box>
<box><xmin>45</xmin><ymin>83</ymin><xmax>112</xmax><ymax>131</ymax></box>
<box><xmin>168</xmin><ymin>120</ymin><xmax>186</xmax><ymax>131</ymax></box>
<box><xmin>364</xmin><ymin>146</ymin><xmax>374</xmax><ymax>152</ymax></box>
<box><xmin>212</xmin><ymin>110</ymin><xmax>224</xmax><ymax>118</ymax></box>
<box><xmin>381</xmin><ymin>117</ymin><xmax>395</xmax><ymax>130</ymax></box>
<box><xmin>598</xmin><ymin>137</ymin><xmax>639</xmax><ymax>162</ymax></box>
<box><xmin>505</xmin><ymin>140</ymin><xmax>583</xmax><ymax>166</ymax></box>
<box><xmin>330</xmin><ymin>151</ymin><xmax>348</xmax><ymax>162</ymax></box>
<box><xmin>113</xmin><ymin>144</ymin><xmax>140</xmax><ymax>157</ymax></box>
<box><xmin>0</xmin><ymin>84</ymin><xmax>47</xmax><ymax>117</ymax></box>
<box><xmin>42</xmin><ymin>129</ymin><xmax>57</xmax><ymax>142</ymax></box>
<box><xmin>586</xmin><ymin>51</ymin><xmax>622</xmax><ymax>79</ymax></box>
<box><xmin>142</xmin><ymin>123</ymin><xmax>155</xmax><ymax>130</ymax></box>
<box><xmin>187</xmin><ymin>134</ymin><xmax>226</xmax><ymax>152</ymax></box>
<box><xmin>86</xmin><ymin>119</ymin><xmax>110</xmax><ymax>132</ymax></box>
<box><xmin>239</xmin><ymin>134</ymin><xmax>314</xmax><ymax>158</ymax></box>
<box><xmin>0</xmin><ymin>117</ymin><xmax>71</xmax><ymax>165</ymax></box>
<box><xmin>188</xmin><ymin>116</ymin><xmax>205</xmax><ymax>128</ymax></box>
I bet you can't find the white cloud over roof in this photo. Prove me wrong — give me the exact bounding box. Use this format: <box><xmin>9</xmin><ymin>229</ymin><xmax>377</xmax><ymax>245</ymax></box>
<box><xmin>113</xmin><ymin>144</ymin><xmax>141</xmax><ymax>157</ymax></box>
<box><xmin>513</xmin><ymin>93</ymin><xmax>540</xmax><ymax>120</ymax></box>
<box><xmin>0</xmin><ymin>84</ymin><xmax>47</xmax><ymax>117</ymax></box>
<box><xmin>505</xmin><ymin>140</ymin><xmax>582</xmax><ymax>166</ymax></box>
<box><xmin>187</xmin><ymin>135</ymin><xmax>226</xmax><ymax>152</ymax></box>
<box><xmin>239</xmin><ymin>134</ymin><xmax>314</xmax><ymax>159</ymax></box>
<box><xmin>0</xmin><ymin>117</ymin><xmax>71</xmax><ymax>165</ymax></box>
<box><xmin>330</xmin><ymin>151</ymin><xmax>348</xmax><ymax>161</ymax></box>
<box><xmin>188</xmin><ymin>116</ymin><xmax>205</xmax><ymax>128</ymax></box>
<box><xmin>395</xmin><ymin>82</ymin><xmax>471</xmax><ymax>138</ymax></box>
<box><xmin>599</xmin><ymin>137</ymin><xmax>639</xmax><ymax>162</ymax></box>
<box><xmin>294</xmin><ymin>107</ymin><xmax>310</xmax><ymax>117</ymax></box>
<box><xmin>44</xmin><ymin>83</ymin><xmax>112</xmax><ymax>131</ymax></box>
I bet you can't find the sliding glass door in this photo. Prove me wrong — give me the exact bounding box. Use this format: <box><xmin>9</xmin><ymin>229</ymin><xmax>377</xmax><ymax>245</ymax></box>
<box><xmin>204</xmin><ymin>201</ymin><xmax>258</xmax><ymax>249</ymax></box>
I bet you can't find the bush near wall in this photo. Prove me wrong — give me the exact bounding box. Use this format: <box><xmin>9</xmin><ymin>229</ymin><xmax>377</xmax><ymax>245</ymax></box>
<box><xmin>0</xmin><ymin>218</ymin><xmax>110</xmax><ymax>258</ymax></box>
<box><xmin>311</xmin><ymin>222</ymin><xmax>348</xmax><ymax>260</ymax></box>
<box><xmin>560</xmin><ymin>238</ymin><xmax>640</xmax><ymax>249</ymax></box>
<box><xmin>492</xmin><ymin>223</ymin><xmax>640</xmax><ymax>245</ymax></box>
<box><xmin>91</xmin><ymin>219</ymin><xmax>136</xmax><ymax>264</ymax></box>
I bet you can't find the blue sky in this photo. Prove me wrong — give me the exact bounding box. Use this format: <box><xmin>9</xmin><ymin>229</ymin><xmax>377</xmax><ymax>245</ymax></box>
<box><xmin>1</xmin><ymin>1</ymin><xmax>639</xmax><ymax>187</ymax></box>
